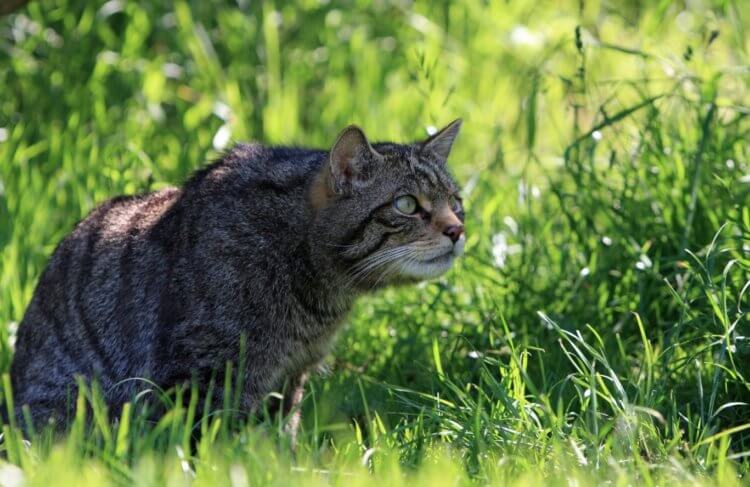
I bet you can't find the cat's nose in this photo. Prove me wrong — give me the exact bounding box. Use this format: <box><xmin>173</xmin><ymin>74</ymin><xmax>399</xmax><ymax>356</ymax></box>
<box><xmin>443</xmin><ymin>224</ymin><xmax>464</xmax><ymax>243</ymax></box>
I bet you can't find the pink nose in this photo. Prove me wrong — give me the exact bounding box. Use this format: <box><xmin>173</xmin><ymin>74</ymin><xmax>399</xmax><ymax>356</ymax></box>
<box><xmin>443</xmin><ymin>224</ymin><xmax>464</xmax><ymax>243</ymax></box>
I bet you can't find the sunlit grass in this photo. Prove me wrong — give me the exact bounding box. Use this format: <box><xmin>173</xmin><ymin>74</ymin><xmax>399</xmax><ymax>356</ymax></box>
<box><xmin>1</xmin><ymin>0</ymin><xmax>749</xmax><ymax>485</ymax></box>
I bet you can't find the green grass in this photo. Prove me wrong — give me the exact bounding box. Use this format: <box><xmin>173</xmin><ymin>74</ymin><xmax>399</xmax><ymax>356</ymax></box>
<box><xmin>1</xmin><ymin>0</ymin><xmax>750</xmax><ymax>485</ymax></box>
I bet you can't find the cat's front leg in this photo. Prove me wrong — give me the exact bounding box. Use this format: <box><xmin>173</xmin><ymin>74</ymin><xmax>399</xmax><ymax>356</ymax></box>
<box><xmin>239</xmin><ymin>366</ymin><xmax>308</xmax><ymax>450</ymax></box>
<box><xmin>282</xmin><ymin>370</ymin><xmax>309</xmax><ymax>450</ymax></box>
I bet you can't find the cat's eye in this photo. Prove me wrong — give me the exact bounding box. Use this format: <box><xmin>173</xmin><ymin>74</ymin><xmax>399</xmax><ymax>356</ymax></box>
<box><xmin>449</xmin><ymin>194</ymin><xmax>463</xmax><ymax>212</ymax></box>
<box><xmin>393</xmin><ymin>195</ymin><xmax>418</xmax><ymax>215</ymax></box>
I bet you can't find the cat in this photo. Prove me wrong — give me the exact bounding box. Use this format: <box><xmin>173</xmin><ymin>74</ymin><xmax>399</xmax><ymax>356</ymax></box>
<box><xmin>9</xmin><ymin>120</ymin><xmax>466</xmax><ymax>440</ymax></box>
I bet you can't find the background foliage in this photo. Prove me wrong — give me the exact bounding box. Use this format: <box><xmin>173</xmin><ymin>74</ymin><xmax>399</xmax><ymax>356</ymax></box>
<box><xmin>1</xmin><ymin>0</ymin><xmax>749</xmax><ymax>485</ymax></box>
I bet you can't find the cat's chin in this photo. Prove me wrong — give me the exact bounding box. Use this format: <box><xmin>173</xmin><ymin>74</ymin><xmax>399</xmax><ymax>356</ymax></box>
<box><xmin>396</xmin><ymin>252</ymin><xmax>455</xmax><ymax>281</ymax></box>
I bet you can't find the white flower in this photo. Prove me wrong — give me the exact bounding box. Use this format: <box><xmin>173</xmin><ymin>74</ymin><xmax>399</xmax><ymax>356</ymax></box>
<box><xmin>518</xmin><ymin>180</ymin><xmax>527</xmax><ymax>204</ymax></box>
<box><xmin>510</xmin><ymin>25</ymin><xmax>543</xmax><ymax>48</ymax></box>
<box><xmin>503</xmin><ymin>216</ymin><xmax>518</xmax><ymax>235</ymax></box>
<box><xmin>212</xmin><ymin>101</ymin><xmax>232</xmax><ymax>121</ymax></box>
<box><xmin>517</xmin><ymin>180</ymin><xmax>541</xmax><ymax>203</ymax></box>
<box><xmin>492</xmin><ymin>232</ymin><xmax>521</xmax><ymax>268</ymax></box>
<box><xmin>635</xmin><ymin>254</ymin><xmax>652</xmax><ymax>271</ymax></box>
<box><xmin>0</xmin><ymin>462</ymin><xmax>24</xmax><ymax>487</ymax></box>
<box><xmin>212</xmin><ymin>124</ymin><xmax>232</xmax><ymax>151</ymax></box>
<box><xmin>162</xmin><ymin>62</ymin><xmax>183</xmax><ymax>79</ymax></box>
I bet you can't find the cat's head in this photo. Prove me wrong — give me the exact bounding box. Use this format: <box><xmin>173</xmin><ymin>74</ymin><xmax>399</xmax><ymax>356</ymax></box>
<box><xmin>310</xmin><ymin>120</ymin><xmax>465</xmax><ymax>289</ymax></box>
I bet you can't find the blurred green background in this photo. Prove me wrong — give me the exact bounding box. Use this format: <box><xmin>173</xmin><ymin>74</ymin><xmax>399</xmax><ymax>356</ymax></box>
<box><xmin>1</xmin><ymin>0</ymin><xmax>749</xmax><ymax>485</ymax></box>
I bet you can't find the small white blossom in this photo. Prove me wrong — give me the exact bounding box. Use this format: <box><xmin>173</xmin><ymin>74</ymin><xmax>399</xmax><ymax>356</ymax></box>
<box><xmin>676</xmin><ymin>10</ymin><xmax>695</xmax><ymax>32</ymax></box>
<box><xmin>635</xmin><ymin>254</ymin><xmax>653</xmax><ymax>271</ymax></box>
<box><xmin>510</xmin><ymin>25</ymin><xmax>544</xmax><ymax>48</ymax></box>
<box><xmin>0</xmin><ymin>462</ymin><xmax>24</xmax><ymax>487</ymax></box>
<box><xmin>503</xmin><ymin>216</ymin><xmax>518</xmax><ymax>235</ymax></box>
<box><xmin>492</xmin><ymin>233</ymin><xmax>522</xmax><ymax>268</ymax></box>
<box><xmin>268</xmin><ymin>10</ymin><xmax>283</xmax><ymax>27</ymax></box>
<box><xmin>517</xmin><ymin>181</ymin><xmax>541</xmax><ymax>202</ymax></box>
<box><xmin>162</xmin><ymin>62</ymin><xmax>183</xmax><ymax>79</ymax></box>
<box><xmin>325</xmin><ymin>9</ymin><xmax>342</xmax><ymax>27</ymax></box>
<box><xmin>147</xmin><ymin>102</ymin><xmax>164</xmax><ymax>122</ymax></box>
<box><xmin>98</xmin><ymin>0</ymin><xmax>124</xmax><ymax>18</ymax></box>
<box><xmin>212</xmin><ymin>101</ymin><xmax>232</xmax><ymax>121</ymax></box>
<box><xmin>7</xmin><ymin>321</ymin><xmax>17</xmax><ymax>349</ymax></box>
<box><xmin>98</xmin><ymin>50</ymin><xmax>119</xmax><ymax>65</ymax></box>
<box><xmin>229</xmin><ymin>464</ymin><xmax>248</xmax><ymax>487</ymax></box>
<box><xmin>409</xmin><ymin>13</ymin><xmax>431</xmax><ymax>34</ymax></box>
<box><xmin>212</xmin><ymin>124</ymin><xmax>232</xmax><ymax>151</ymax></box>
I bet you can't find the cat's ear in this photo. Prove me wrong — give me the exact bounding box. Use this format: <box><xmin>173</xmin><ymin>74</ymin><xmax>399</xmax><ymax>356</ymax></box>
<box><xmin>421</xmin><ymin>119</ymin><xmax>462</xmax><ymax>164</ymax></box>
<box><xmin>327</xmin><ymin>125</ymin><xmax>379</xmax><ymax>192</ymax></box>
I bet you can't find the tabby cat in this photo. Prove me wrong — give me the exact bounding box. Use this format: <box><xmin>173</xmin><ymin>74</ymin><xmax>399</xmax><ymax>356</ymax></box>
<box><xmin>10</xmin><ymin>120</ymin><xmax>466</xmax><ymax>435</ymax></box>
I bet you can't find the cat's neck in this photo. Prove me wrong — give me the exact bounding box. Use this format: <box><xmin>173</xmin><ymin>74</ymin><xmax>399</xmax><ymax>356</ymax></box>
<box><xmin>289</xmin><ymin>239</ymin><xmax>355</xmax><ymax>320</ymax></box>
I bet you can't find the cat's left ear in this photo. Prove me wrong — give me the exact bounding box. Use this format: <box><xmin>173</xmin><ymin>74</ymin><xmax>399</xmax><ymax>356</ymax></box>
<box><xmin>421</xmin><ymin>119</ymin><xmax>462</xmax><ymax>165</ymax></box>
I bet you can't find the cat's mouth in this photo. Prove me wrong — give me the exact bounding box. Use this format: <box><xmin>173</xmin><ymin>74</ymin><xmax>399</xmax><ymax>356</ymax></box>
<box><xmin>421</xmin><ymin>252</ymin><xmax>454</xmax><ymax>265</ymax></box>
<box><xmin>398</xmin><ymin>252</ymin><xmax>455</xmax><ymax>280</ymax></box>
<box><xmin>351</xmin><ymin>236</ymin><xmax>465</xmax><ymax>287</ymax></box>
<box><xmin>396</xmin><ymin>235</ymin><xmax>465</xmax><ymax>280</ymax></box>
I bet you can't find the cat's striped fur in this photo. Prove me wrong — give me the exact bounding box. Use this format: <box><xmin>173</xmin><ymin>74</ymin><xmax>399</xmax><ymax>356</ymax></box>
<box><xmin>10</xmin><ymin>120</ymin><xmax>465</xmax><ymax>434</ymax></box>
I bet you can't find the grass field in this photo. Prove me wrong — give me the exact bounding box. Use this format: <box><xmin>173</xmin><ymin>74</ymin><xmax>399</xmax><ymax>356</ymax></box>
<box><xmin>1</xmin><ymin>0</ymin><xmax>750</xmax><ymax>485</ymax></box>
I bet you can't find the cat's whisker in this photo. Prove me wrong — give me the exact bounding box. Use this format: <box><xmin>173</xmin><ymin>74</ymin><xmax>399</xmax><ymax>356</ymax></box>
<box><xmin>347</xmin><ymin>259</ymin><xmax>401</xmax><ymax>288</ymax></box>
<box><xmin>374</xmin><ymin>259</ymin><xmax>406</xmax><ymax>288</ymax></box>
<box><xmin>373</xmin><ymin>249</ymin><xmax>424</xmax><ymax>288</ymax></box>
<box><xmin>346</xmin><ymin>247</ymin><xmax>413</xmax><ymax>288</ymax></box>
<box><xmin>349</xmin><ymin>247</ymin><xmax>410</xmax><ymax>275</ymax></box>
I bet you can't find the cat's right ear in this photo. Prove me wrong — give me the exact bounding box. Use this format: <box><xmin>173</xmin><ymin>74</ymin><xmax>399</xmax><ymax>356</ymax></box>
<box><xmin>421</xmin><ymin>119</ymin><xmax>462</xmax><ymax>165</ymax></box>
<box><xmin>327</xmin><ymin>125</ymin><xmax>379</xmax><ymax>192</ymax></box>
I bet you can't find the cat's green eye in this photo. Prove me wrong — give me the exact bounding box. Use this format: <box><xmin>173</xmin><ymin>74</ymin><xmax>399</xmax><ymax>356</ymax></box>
<box><xmin>393</xmin><ymin>195</ymin><xmax>418</xmax><ymax>215</ymax></box>
<box><xmin>450</xmin><ymin>194</ymin><xmax>463</xmax><ymax>212</ymax></box>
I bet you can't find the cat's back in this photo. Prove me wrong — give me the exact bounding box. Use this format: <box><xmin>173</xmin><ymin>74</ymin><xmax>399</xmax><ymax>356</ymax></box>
<box><xmin>179</xmin><ymin>143</ymin><xmax>328</xmax><ymax>250</ymax></box>
<box><xmin>12</xmin><ymin>187</ymin><xmax>182</xmax><ymax>401</ymax></box>
<box><xmin>187</xmin><ymin>143</ymin><xmax>326</xmax><ymax>197</ymax></box>
<box><xmin>12</xmin><ymin>144</ymin><xmax>327</xmax><ymax>414</ymax></box>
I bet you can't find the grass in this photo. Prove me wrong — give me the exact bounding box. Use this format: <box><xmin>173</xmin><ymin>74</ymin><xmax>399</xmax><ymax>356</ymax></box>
<box><xmin>1</xmin><ymin>0</ymin><xmax>750</xmax><ymax>485</ymax></box>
